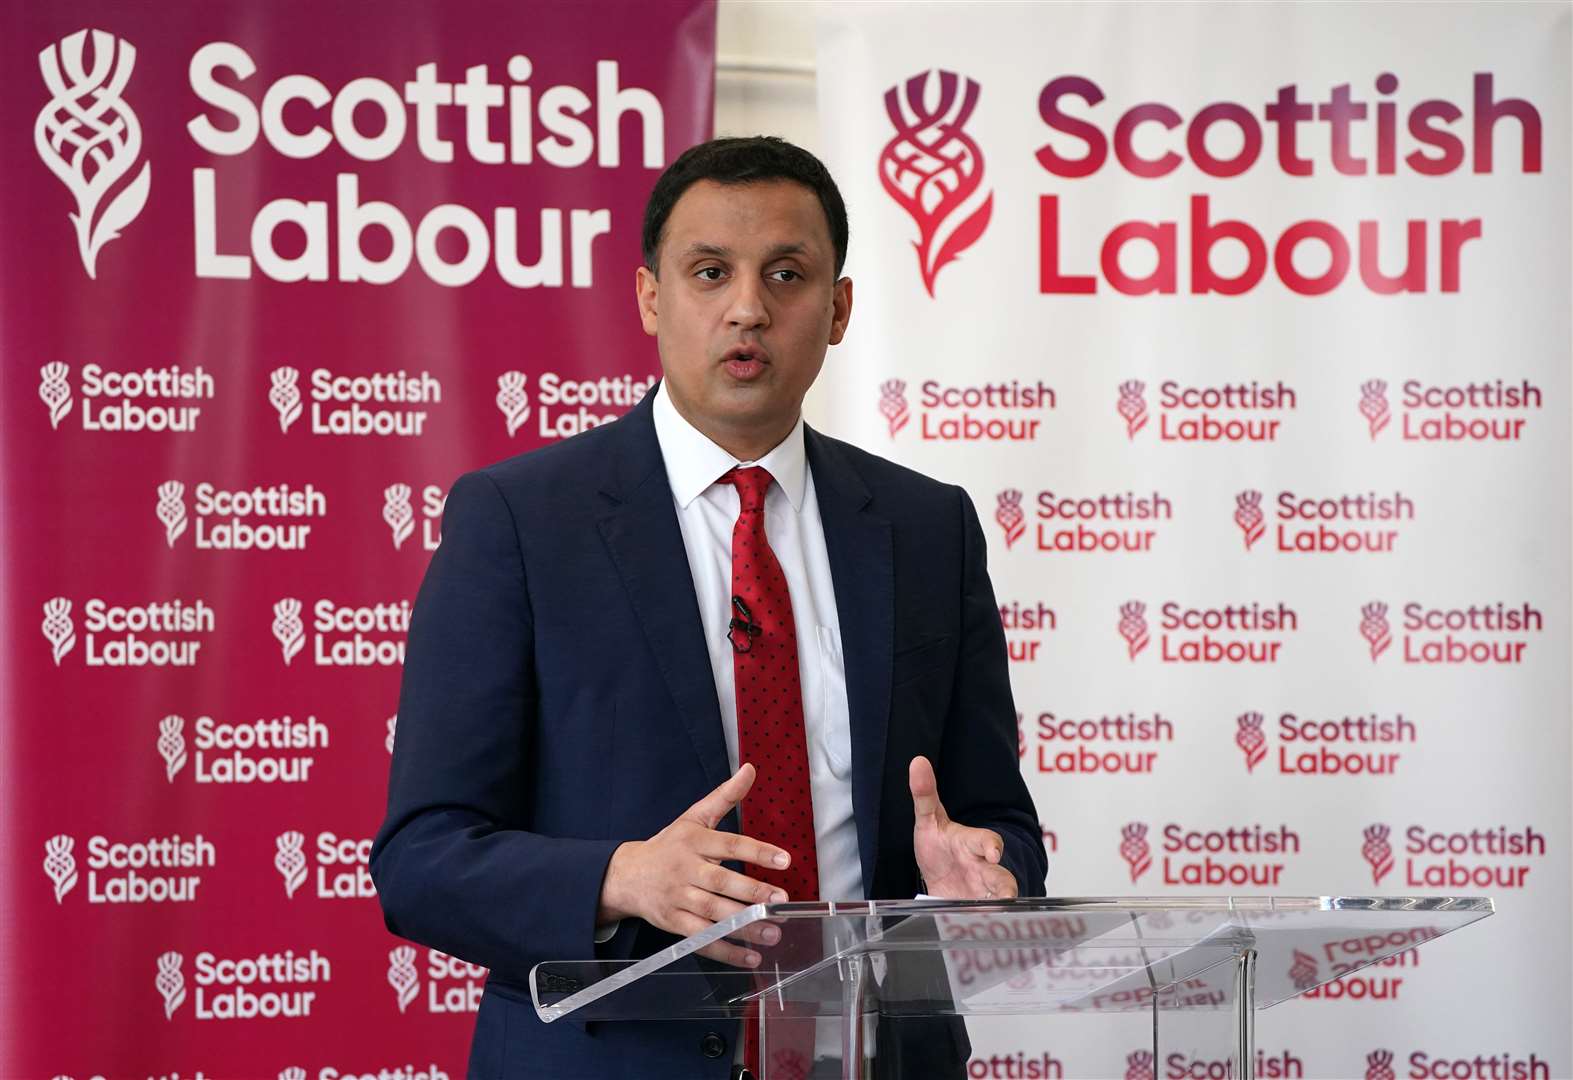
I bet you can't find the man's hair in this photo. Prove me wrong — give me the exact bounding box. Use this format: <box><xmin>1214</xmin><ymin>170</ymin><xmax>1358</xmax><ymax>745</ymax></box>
<box><xmin>641</xmin><ymin>135</ymin><xmax>849</xmax><ymax>277</ymax></box>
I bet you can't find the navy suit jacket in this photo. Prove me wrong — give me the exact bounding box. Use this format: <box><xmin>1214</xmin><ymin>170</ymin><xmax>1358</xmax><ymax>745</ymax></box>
<box><xmin>371</xmin><ymin>385</ymin><xmax>1047</xmax><ymax>1079</ymax></box>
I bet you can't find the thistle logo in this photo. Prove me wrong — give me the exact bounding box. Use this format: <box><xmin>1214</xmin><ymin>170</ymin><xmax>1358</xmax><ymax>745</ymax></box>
<box><xmin>496</xmin><ymin>371</ymin><xmax>531</xmax><ymax>436</ymax></box>
<box><xmin>1117</xmin><ymin>602</ymin><xmax>1149</xmax><ymax>659</ymax></box>
<box><xmin>156</xmin><ymin>950</ymin><xmax>186</xmax><ymax>1019</ymax></box>
<box><xmin>1363</xmin><ymin>824</ymin><xmax>1395</xmax><ymax>885</ymax></box>
<box><xmin>156</xmin><ymin>481</ymin><xmax>187</xmax><ymax>547</ymax></box>
<box><xmin>1124</xmin><ymin>1051</ymin><xmax>1155</xmax><ymax>1080</ymax></box>
<box><xmin>36</xmin><ymin>30</ymin><xmax>151</xmax><ymax>278</ymax></box>
<box><xmin>269</xmin><ymin>367</ymin><xmax>303</xmax><ymax>432</ymax></box>
<box><xmin>43</xmin><ymin>834</ymin><xmax>78</xmax><ymax>902</ymax></box>
<box><xmin>1234</xmin><ymin>490</ymin><xmax>1265</xmax><ymax>550</ymax></box>
<box><xmin>39</xmin><ymin>362</ymin><xmax>73</xmax><ymax>428</ymax></box>
<box><xmin>879</xmin><ymin>70</ymin><xmax>993</xmax><ymax>297</ymax></box>
<box><xmin>388</xmin><ymin>945</ymin><xmax>419</xmax><ymax>1013</ymax></box>
<box><xmin>383</xmin><ymin>484</ymin><xmax>414</xmax><ymax>549</ymax></box>
<box><xmin>994</xmin><ymin>489</ymin><xmax>1025</xmax><ymax>548</ymax></box>
<box><xmin>1360</xmin><ymin>380</ymin><xmax>1391</xmax><ymax>439</ymax></box>
<box><xmin>386</xmin><ymin>714</ymin><xmax>397</xmax><ymax>755</ymax></box>
<box><xmin>273</xmin><ymin>598</ymin><xmax>305</xmax><ymax>665</ymax></box>
<box><xmin>42</xmin><ymin>597</ymin><xmax>76</xmax><ymax>665</ymax></box>
<box><xmin>1288</xmin><ymin>948</ymin><xmax>1319</xmax><ymax>991</ymax></box>
<box><xmin>1361</xmin><ymin>602</ymin><xmax>1392</xmax><ymax>661</ymax></box>
<box><xmin>879</xmin><ymin>379</ymin><xmax>910</xmax><ymax>437</ymax></box>
<box><xmin>1365</xmin><ymin>1050</ymin><xmax>1397</xmax><ymax>1080</ymax></box>
<box><xmin>275</xmin><ymin>831</ymin><xmax>307</xmax><ymax>899</ymax></box>
<box><xmin>1117</xmin><ymin>380</ymin><xmax>1148</xmax><ymax>439</ymax></box>
<box><xmin>157</xmin><ymin>714</ymin><xmax>187</xmax><ymax>782</ymax></box>
<box><xmin>280</xmin><ymin>1070</ymin><xmax>307</xmax><ymax>1080</ymax></box>
<box><xmin>1119</xmin><ymin>823</ymin><xmax>1151</xmax><ymax>883</ymax></box>
<box><xmin>1235</xmin><ymin>712</ymin><xmax>1267</xmax><ymax>772</ymax></box>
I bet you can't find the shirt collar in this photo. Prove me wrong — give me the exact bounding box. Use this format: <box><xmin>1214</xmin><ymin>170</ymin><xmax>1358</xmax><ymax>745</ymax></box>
<box><xmin>651</xmin><ymin>380</ymin><xmax>806</xmax><ymax>512</ymax></box>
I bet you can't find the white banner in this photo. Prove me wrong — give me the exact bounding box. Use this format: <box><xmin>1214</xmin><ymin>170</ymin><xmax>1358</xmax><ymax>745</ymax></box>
<box><xmin>815</xmin><ymin>2</ymin><xmax>1570</xmax><ymax>1076</ymax></box>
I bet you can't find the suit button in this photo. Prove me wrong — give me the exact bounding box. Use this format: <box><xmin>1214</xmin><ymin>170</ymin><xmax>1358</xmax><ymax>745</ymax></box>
<box><xmin>700</xmin><ymin>1031</ymin><xmax>727</xmax><ymax>1058</ymax></box>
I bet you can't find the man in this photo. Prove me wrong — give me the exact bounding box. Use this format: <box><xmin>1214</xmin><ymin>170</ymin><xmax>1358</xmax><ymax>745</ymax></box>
<box><xmin>371</xmin><ymin>136</ymin><xmax>1047</xmax><ymax>1080</ymax></box>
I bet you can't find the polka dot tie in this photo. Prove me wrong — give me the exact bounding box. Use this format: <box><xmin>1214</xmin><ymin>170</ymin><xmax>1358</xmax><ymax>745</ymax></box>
<box><xmin>722</xmin><ymin>465</ymin><xmax>820</xmax><ymax>1080</ymax></box>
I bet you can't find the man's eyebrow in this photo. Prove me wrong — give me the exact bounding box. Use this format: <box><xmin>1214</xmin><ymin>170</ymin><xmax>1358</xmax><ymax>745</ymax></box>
<box><xmin>676</xmin><ymin>242</ymin><xmax>813</xmax><ymax>261</ymax></box>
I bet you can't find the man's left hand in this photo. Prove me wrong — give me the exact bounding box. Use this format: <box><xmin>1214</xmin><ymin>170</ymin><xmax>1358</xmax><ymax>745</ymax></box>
<box><xmin>909</xmin><ymin>755</ymin><xmax>1019</xmax><ymax>900</ymax></box>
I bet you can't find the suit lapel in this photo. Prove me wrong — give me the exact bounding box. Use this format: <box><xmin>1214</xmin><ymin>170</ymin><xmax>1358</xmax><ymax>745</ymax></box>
<box><xmin>805</xmin><ymin>427</ymin><xmax>893</xmax><ymax>895</ymax></box>
<box><xmin>596</xmin><ymin>390</ymin><xmax>732</xmax><ymax>794</ymax></box>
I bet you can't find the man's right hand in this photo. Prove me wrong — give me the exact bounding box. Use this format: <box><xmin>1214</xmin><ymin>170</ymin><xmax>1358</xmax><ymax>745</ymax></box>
<box><xmin>597</xmin><ymin>763</ymin><xmax>792</xmax><ymax>968</ymax></box>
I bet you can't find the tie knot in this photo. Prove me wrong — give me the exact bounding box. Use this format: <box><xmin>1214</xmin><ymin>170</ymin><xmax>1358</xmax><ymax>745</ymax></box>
<box><xmin>721</xmin><ymin>466</ymin><xmax>774</xmax><ymax>512</ymax></box>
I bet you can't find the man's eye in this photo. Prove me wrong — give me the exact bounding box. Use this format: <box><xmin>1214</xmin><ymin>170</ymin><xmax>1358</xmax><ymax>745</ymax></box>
<box><xmin>770</xmin><ymin>269</ymin><xmax>801</xmax><ymax>282</ymax></box>
<box><xmin>696</xmin><ymin>267</ymin><xmax>724</xmax><ymax>281</ymax></box>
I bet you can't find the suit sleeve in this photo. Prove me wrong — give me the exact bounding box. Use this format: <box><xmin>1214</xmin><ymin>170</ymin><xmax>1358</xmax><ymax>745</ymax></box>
<box><xmin>370</xmin><ymin>469</ymin><xmax>621</xmax><ymax>982</ymax></box>
<box><xmin>936</xmin><ymin>486</ymin><xmax>1049</xmax><ymax>897</ymax></box>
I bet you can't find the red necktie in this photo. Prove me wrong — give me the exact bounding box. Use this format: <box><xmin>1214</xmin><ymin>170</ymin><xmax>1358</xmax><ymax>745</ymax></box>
<box><xmin>721</xmin><ymin>465</ymin><xmax>819</xmax><ymax>1079</ymax></box>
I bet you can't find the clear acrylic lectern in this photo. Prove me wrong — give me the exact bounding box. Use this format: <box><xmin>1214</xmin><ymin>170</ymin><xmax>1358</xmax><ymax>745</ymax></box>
<box><xmin>531</xmin><ymin>896</ymin><xmax>1493</xmax><ymax>1080</ymax></box>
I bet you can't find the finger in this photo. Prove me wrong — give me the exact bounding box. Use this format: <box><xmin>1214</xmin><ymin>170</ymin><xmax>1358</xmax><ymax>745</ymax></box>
<box><xmin>696</xmin><ymin>829</ymin><xmax>791</xmax><ymax>873</ymax></box>
<box><xmin>685</xmin><ymin>763</ymin><xmax>756</xmax><ymax>829</ymax></box>
<box><xmin>971</xmin><ymin>863</ymin><xmax>1019</xmax><ymax>900</ymax></box>
<box><xmin>960</xmin><ymin>827</ymin><xmax>1005</xmax><ymax>864</ymax></box>
<box><xmin>670</xmin><ymin>910</ymin><xmax>761</xmax><ymax>968</ymax></box>
<box><xmin>726</xmin><ymin>919</ymin><xmax>785</xmax><ymax>948</ymax></box>
<box><xmin>691</xmin><ymin>859</ymin><xmax>788</xmax><ymax>906</ymax></box>
<box><xmin>908</xmin><ymin>755</ymin><xmax>946</xmax><ymax>826</ymax></box>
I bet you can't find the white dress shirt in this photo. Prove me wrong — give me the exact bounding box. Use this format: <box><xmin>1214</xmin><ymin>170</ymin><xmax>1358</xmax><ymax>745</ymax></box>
<box><xmin>651</xmin><ymin>381</ymin><xmax>864</xmax><ymax>905</ymax></box>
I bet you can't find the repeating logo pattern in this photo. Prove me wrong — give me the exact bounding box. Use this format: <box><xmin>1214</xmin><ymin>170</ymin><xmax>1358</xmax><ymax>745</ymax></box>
<box><xmin>1119</xmin><ymin>822</ymin><xmax>1151</xmax><ymax>883</ymax></box>
<box><xmin>387</xmin><ymin>945</ymin><xmax>419</xmax><ymax>1013</ymax></box>
<box><xmin>1118</xmin><ymin>601</ymin><xmax>1149</xmax><ymax>659</ymax></box>
<box><xmin>1366</xmin><ymin>1049</ymin><xmax>1397</xmax><ymax>1080</ymax></box>
<box><xmin>1361</xmin><ymin>602</ymin><xmax>1392</xmax><ymax>661</ymax></box>
<box><xmin>275</xmin><ymin>831</ymin><xmax>307</xmax><ymax>898</ymax></box>
<box><xmin>995</xmin><ymin>489</ymin><xmax>1025</xmax><ymax>549</ymax></box>
<box><xmin>879</xmin><ymin>379</ymin><xmax>910</xmax><ymax>437</ymax></box>
<box><xmin>156</xmin><ymin>481</ymin><xmax>187</xmax><ymax>547</ymax></box>
<box><xmin>1363</xmin><ymin>824</ymin><xmax>1395</xmax><ymax>885</ymax></box>
<box><xmin>273</xmin><ymin>598</ymin><xmax>305</xmax><ymax>665</ymax></box>
<box><xmin>1236</xmin><ymin>711</ymin><xmax>1267</xmax><ymax>772</ymax></box>
<box><xmin>1124</xmin><ymin>1051</ymin><xmax>1156</xmax><ymax>1080</ymax></box>
<box><xmin>879</xmin><ymin>70</ymin><xmax>993</xmax><ymax>296</ymax></box>
<box><xmin>39</xmin><ymin>362</ymin><xmax>73</xmax><ymax>428</ymax></box>
<box><xmin>1235</xmin><ymin>490</ymin><xmax>1265</xmax><ymax>550</ymax></box>
<box><xmin>270</xmin><ymin>367</ymin><xmax>303</xmax><ymax>432</ymax></box>
<box><xmin>44</xmin><ymin>834</ymin><xmax>78</xmax><ymax>903</ymax></box>
<box><xmin>383</xmin><ymin>484</ymin><xmax>414</xmax><ymax>549</ymax></box>
<box><xmin>35</xmin><ymin>30</ymin><xmax>151</xmax><ymax>278</ymax></box>
<box><xmin>496</xmin><ymin>371</ymin><xmax>531</xmax><ymax>437</ymax></box>
<box><xmin>42</xmin><ymin>597</ymin><xmax>76</xmax><ymax>665</ymax></box>
<box><xmin>157</xmin><ymin>714</ymin><xmax>187</xmax><ymax>781</ymax></box>
<box><xmin>1117</xmin><ymin>380</ymin><xmax>1148</xmax><ymax>439</ymax></box>
<box><xmin>1361</xmin><ymin>380</ymin><xmax>1392</xmax><ymax>439</ymax></box>
<box><xmin>155</xmin><ymin>951</ymin><xmax>185</xmax><ymax>1019</ymax></box>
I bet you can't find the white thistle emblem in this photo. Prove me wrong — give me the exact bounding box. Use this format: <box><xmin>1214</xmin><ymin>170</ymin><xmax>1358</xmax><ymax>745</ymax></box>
<box><xmin>496</xmin><ymin>371</ymin><xmax>531</xmax><ymax>436</ymax></box>
<box><xmin>155</xmin><ymin>951</ymin><xmax>186</xmax><ymax>1019</ymax></box>
<box><xmin>388</xmin><ymin>945</ymin><xmax>419</xmax><ymax>1012</ymax></box>
<box><xmin>43</xmin><ymin>834</ymin><xmax>78</xmax><ymax>902</ymax></box>
<box><xmin>157</xmin><ymin>714</ymin><xmax>187</xmax><ymax>781</ymax></box>
<box><xmin>156</xmin><ymin>480</ymin><xmax>187</xmax><ymax>547</ymax></box>
<box><xmin>383</xmin><ymin>484</ymin><xmax>414</xmax><ymax>549</ymax></box>
<box><xmin>275</xmin><ymin>831</ymin><xmax>307</xmax><ymax>898</ymax></box>
<box><xmin>35</xmin><ymin>30</ymin><xmax>152</xmax><ymax>278</ymax></box>
<box><xmin>42</xmin><ymin>597</ymin><xmax>76</xmax><ymax>665</ymax></box>
<box><xmin>39</xmin><ymin>362</ymin><xmax>73</xmax><ymax>428</ymax></box>
<box><xmin>278</xmin><ymin>1069</ymin><xmax>308</xmax><ymax>1080</ymax></box>
<box><xmin>272</xmin><ymin>598</ymin><xmax>305</xmax><ymax>665</ymax></box>
<box><xmin>270</xmin><ymin>367</ymin><xmax>303</xmax><ymax>432</ymax></box>
<box><xmin>386</xmin><ymin>714</ymin><xmax>397</xmax><ymax>755</ymax></box>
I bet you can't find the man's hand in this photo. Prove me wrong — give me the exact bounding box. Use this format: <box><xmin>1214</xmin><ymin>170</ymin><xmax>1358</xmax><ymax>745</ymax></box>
<box><xmin>598</xmin><ymin>763</ymin><xmax>791</xmax><ymax>968</ymax></box>
<box><xmin>909</xmin><ymin>755</ymin><xmax>1018</xmax><ymax>900</ymax></box>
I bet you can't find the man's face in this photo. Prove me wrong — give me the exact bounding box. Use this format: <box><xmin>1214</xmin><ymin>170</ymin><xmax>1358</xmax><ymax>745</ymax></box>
<box><xmin>636</xmin><ymin>179</ymin><xmax>852</xmax><ymax>455</ymax></box>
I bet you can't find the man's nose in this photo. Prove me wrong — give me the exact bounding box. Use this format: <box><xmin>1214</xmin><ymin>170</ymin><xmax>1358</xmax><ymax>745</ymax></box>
<box><xmin>725</xmin><ymin>274</ymin><xmax>770</xmax><ymax>331</ymax></box>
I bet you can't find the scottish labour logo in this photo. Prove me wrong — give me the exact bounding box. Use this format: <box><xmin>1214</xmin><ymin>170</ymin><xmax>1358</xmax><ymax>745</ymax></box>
<box><xmin>1361</xmin><ymin>602</ymin><xmax>1392</xmax><ymax>662</ymax></box>
<box><xmin>39</xmin><ymin>363</ymin><xmax>73</xmax><ymax>429</ymax></box>
<box><xmin>879</xmin><ymin>71</ymin><xmax>992</xmax><ymax>297</ymax></box>
<box><xmin>270</xmin><ymin>367</ymin><xmax>303</xmax><ymax>432</ymax></box>
<box><xmin>1235</xmin><ymin>712</ymin><xmax>1267</xmax><ymax>772</ymax></box>
<box><xmin>158</xmin><ymin>714</ymin><xmax>187</xmax><ymax>782</ymax></box>
<box><xmin>1362</xmin><ymin>824</ymin><xmax>1395</xmax><ymax>885</ymax></box>
<box><xmin>1365</xmin><ymin>1050</ymin><xmax>1397</xmax><ymax>1080</ymax></box>
<box><xmin>1288</xmin><ymin>948</ymin><xmax>1319</xmax><ymax>991</ymax></box>
<box><xmin>1117</xmin><ymin>380</ymin><xmax>1148</xmax><ymax>439</ymax></box>
<box><xmin>1360</xmin><ymin>380</ymin><xmax>1391</xmax><ymax>439</ymax></box>
<box><xmin>879</xmin><ymin>379</ymin><xmax>910</xmax><ymax>438</ymax></box>
<box><xmin>388</xmin><ymin>945</ymin><xmax>419</xmax><ymax>1013</ymax></box>
<box><xmin>1119</xmin><ymin>823</ymin><xmax>1152</xmax><ymax>884</ymax></box>
<box><xmin>1118</xmin><ymin>601</ymin><xmax>1149</xmax><ymax>660</ymax></box>
<box><xmin>156</xmin><ymin>951</ymin><xmax>186</xmax><ymax>1019</ymax></box>
<box><xmin>275</xmin><ymin>831</ymin><xmax>307</xmax><ymax>898</ymax></box>
<box><xmin>383</xmin><ymin>484</ymin><xmax>414</xmax><ymax>550</ymax></box>
<box><xmin>1234</xmin><ymin>490</ymin><xmax>1265</xmax><ymax>550</ymax></box>
<box><xmin>42</xmin><ymin>597</ymin><xmax>76</xmax><ymax>665</ymax></box>
<box><xmin>1124</xmin><ymin>1051</ymin><xmax>1156</xmax><ymax>1080</ymax></box>
<box><xmin>44</xmin><ymin>834</ymin><xmax>78</xmax><ymax>903</ymax></box>
<box><xmin>994</xmin><ymin>489</ymin><xmax>1025</xmax><ymax>549</ymax></box>
<box><xmin>36</xmin><ymin>30</ymin><xmax>151</xmax><ymax>278</ymax></box>
<box><xmin>156</xmin><ymin>481</ymin><xmax>187</xmax><ymax>547</ymax></box>
<box><xmin>496</xmin><ymin>372</ymin><xmax>531</xmax><ymax>437</ymax></box>
<box><xmin>273</xmin><ymin>598</ymin><xmax>305</xmax><ymax>665</ymax></box>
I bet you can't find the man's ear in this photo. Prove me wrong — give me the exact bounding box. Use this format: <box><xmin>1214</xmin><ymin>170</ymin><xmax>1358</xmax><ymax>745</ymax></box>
<box><xmin>828</xmin><ymin>275</ymin><xmax>853</xmax><ymax>345</ymax></box>
<box><xmin>635</xmin><ymin>265</ymin><xmax>659</xmax><ymax>337</ymax></box>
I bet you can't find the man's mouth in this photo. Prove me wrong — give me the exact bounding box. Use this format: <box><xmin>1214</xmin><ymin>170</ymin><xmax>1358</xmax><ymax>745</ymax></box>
<box><xmin>721</xmin><ymin>346</ymin><xmax>769</xmax><ymax>380</ymax></box>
